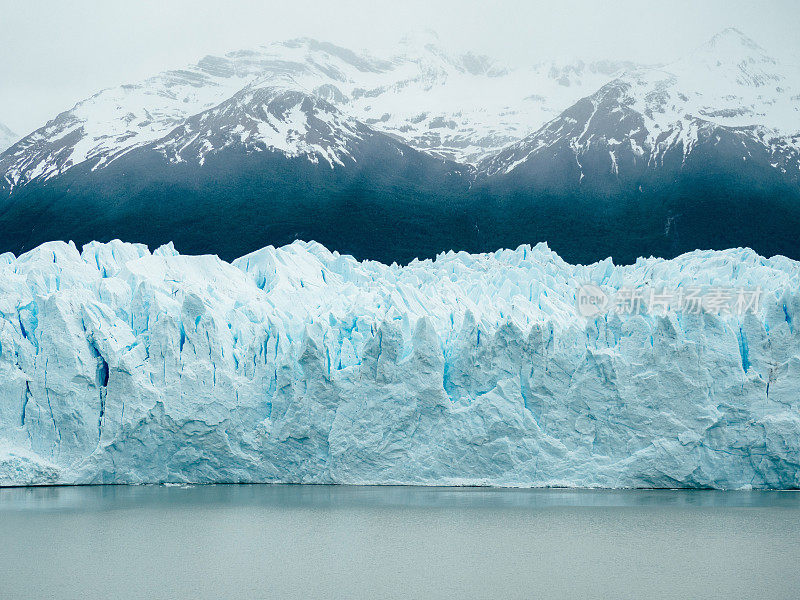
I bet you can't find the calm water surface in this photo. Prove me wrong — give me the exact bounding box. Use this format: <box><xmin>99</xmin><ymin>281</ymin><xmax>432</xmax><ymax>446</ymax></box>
<box><xmin>1</xmin><ymin>485</ymin><xmax>798</xmax><ymax>599</ymax></box>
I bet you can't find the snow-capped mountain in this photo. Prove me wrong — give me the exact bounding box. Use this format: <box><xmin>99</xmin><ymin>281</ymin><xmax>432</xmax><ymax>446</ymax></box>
<box><xmin>155</xmin><ymin>88</ymin><xmax>374</xmax><ymax>168</ymax></box>
<box><xmin>467</xmin><ymin>30</ymin><xmax>800</xmax><ymax>264</ymax></box>
<box><xmin>0</xmin><ymin>33</ymin><xmax>635</xmax><ymax>191</ymax></box>
<box><xmin>480</xmin><ymin>28</ymin><xmax>800</xmax><ymax>179</ymax></box>
<box><xmin>0</xmin><ymin>28</ymin><xmax>798</xmax><ymax>265</ymax></box>
<box><xmin>335</xmin><ymin>33</ymin><xmax>638</xmax><ymax>163</ymax></box>
<box><xmin>0</xmin><ymin>121</ymin><xmax>17</xmax><ymax>153</ymax></box>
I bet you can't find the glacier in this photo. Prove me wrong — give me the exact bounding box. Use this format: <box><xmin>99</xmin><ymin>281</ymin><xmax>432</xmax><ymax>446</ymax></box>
<box><xmin>0</xmin><ymin>239</ymin><xmax>799</xmax><ymax>488</ymax></box>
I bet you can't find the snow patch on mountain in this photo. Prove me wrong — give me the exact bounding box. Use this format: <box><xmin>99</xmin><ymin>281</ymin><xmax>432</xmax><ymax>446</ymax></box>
<box><xmin>630</xmin><ymin>28</ymin><xmax>799</xmax><ymax>154</ymax></box>
<box><xmin>154</xmin><ymin>88</ymin><xmax>369</xmax><ymax>168</ymax></box>
<box><xmin>1</xmin><ymin>239</ymin><xmax>799</xmax><ymax>487</ymax></box>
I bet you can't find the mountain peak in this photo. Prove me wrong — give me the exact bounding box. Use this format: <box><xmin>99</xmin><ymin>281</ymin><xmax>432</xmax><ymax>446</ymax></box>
<box><xmin>694</xmin><ymin>27</ymin><xmax>774</xmax><ymax>66</ymax></box>
<box><xmin>0</xmin><ymin>121</ymin><xmax>17</xmax><ymax>153</ymax></box>
<box><xmin>673</xmin><ymin>27</ymin><xmax>781</xmax><ymax>88</ymax></box>
<box><xmin>706</xmin><ymin>27</ymin><xmax>764</xmax><ymax>52</ymax></box>
<box><xmin>0</xmin><ymin>121</ymin><xmax>15</xmax><ymax>137</ymax></box>
<box><xmin>398</xmin><ymin>29</ymin><xmax>441</xmax><ymax>49</ymax></box>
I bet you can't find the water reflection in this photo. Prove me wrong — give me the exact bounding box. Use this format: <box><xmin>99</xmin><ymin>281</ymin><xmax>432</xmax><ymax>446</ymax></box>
<box><xmin>2</xmin><ymin>483</ymin><xmax>798</xmax><ymax>513</ymax></box>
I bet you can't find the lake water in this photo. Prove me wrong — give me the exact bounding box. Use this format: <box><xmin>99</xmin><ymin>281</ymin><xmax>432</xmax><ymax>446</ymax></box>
<box><xmin>1</xmin><ymin>485</ymin><xmax>798</xmax><ymax>599</ymax></box>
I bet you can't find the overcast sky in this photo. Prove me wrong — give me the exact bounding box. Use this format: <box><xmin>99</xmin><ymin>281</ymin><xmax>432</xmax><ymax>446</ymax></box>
<box><xmin>1</xmin><ymin>0</ymin><xmax>798</xmax><ymax>134</ymax></box>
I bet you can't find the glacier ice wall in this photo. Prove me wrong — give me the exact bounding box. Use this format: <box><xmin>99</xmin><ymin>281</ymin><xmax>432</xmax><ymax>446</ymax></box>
<box><xmin>1</xmin><ymin>239</ymin><xmax>799</xmax><ymax>488</ymax></box>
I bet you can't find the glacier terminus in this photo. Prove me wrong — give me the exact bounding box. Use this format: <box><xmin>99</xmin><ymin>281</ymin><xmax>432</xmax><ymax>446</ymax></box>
<box><xmin>1</xmin><ymin>239</ymin><xmax>799</xmax><ymax>488</ymax></box>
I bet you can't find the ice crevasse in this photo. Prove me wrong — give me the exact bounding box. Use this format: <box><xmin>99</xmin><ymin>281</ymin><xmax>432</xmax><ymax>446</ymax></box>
<box><xmin>0</xmin><ymin>239</ymin><xmax>799</xmax><ymax>488</ymax></box>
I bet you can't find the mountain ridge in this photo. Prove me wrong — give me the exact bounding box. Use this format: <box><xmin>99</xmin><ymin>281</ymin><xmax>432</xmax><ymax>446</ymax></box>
<box><xmin>0</xmin><ymin>35</ymin><xmax>641</xmax><ymax>189</ymax></box>
<box><xmin>0</xmin><ymin>29</ymin><xmax>798</xmax><ymax>265</ymax></box>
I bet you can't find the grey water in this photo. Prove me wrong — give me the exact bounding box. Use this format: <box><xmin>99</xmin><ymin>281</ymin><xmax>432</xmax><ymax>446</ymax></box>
<box><xmin>1</xmin><ymin>485</ymin><xmax>798</xmax><ymax>600</ymax></box>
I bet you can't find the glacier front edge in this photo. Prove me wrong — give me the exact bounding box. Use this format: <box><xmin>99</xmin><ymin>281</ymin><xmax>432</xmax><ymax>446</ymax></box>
<box><xmin>1</xmin><ymin>239</ymin><xmax>798</xmax><ymax>488</ymax></box>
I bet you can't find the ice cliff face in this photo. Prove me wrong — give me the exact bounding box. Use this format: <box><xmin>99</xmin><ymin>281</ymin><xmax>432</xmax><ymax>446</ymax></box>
<box><xmin>1</xmin><ymin>240</ymin><xmax>799</xmax><ymax>488</ymax></box>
